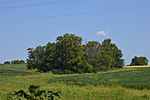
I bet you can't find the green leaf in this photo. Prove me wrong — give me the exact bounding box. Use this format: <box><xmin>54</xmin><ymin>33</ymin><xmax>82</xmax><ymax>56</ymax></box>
<box><xmin>28</xmin><ymin>85</ymin><xmax>40</xmax><ymax>93</ymax></box>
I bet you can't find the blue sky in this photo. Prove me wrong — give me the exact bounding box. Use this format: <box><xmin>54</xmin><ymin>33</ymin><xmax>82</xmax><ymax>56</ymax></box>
<box><xmin>0</xmin><ymin>0</ymin><xmax>150</xmax><ymax>65</ymax></box>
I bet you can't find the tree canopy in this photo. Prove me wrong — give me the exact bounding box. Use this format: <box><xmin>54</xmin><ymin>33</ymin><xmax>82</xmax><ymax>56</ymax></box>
<box><xmin>27</xmin><ymin>33</ymin><xmax>124</xmax><ymax>74</ymax></box>
<box><xmin>85</xmin><ymin>39</ymin><xmax>124</xmax><ymax>71</ymax></box>
<box><xmin>130</xmin><ymin>56</ymin><xmax>148</xmax><ymax>66</ymax></box>
<box><xmin>54</xmin><ymin>33</ymin><xmax>88</xmax><ymax>73</ymax></box>
<box><xmin>4</xmin><ymin>60</ymin><xmax>25</xmax><ymax>64</ymax></box>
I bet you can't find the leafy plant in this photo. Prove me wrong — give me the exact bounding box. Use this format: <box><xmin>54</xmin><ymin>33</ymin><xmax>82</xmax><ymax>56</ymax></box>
<box><xmin>6</xmin><ymin>85</ymin><xmax>61</xmax><ymax>100</ymax></box>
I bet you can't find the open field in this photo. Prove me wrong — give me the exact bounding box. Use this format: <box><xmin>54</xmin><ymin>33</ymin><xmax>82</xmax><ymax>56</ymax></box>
<box><xmin>0</xmin><ymin>64</ymin><xmax>150</xmax><ymax>100</ymax></box>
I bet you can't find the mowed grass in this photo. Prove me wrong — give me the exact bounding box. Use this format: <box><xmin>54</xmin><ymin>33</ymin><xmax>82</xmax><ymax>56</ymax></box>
<box><xmin>0</xmin><ymin>64</ymin><xmax>150</xmax><ymax>100</ymax></box>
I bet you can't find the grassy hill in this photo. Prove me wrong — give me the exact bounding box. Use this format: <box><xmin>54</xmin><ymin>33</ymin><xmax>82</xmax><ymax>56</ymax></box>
<box><xmin>0</xmin><ymin>64</ymin><xmax>150</xmax><ymax>100</ymax></box>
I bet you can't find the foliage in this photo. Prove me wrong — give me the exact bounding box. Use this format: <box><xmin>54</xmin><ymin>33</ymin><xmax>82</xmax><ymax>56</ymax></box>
<box><xmin>95</xmin><ymin>51</ymin><xmax>115</xmax><ymax>71</ymax></box>
<box><xmin>54</xmin><ymin>33</ymin><xmax>86</xmax><ymax>73</ymax></box>
<box><xmin>27</xmin><ymin>46</ymin><xmax>47</xmax><ymax>71</ymax></box>
<box><xmin>27</xmin><ymin>33</ymin><xmax>124</xmax><ymax>73</ymax></box>
<box><xmin>27</xmin><ymin>43</ymin><xmax>56</xmax><ymax>72</ymax></box>
<box><xmin>99</xmin><ymin>39</ymin><xmax>124</xmax><ymax>68</ymax></box>
<box><xmin>84</xmin><ymin>41</ymin><xmax>101</xmax><ymax>71</ymax></box>
<box><xmin>4</xmin><ymin>60</ymin><xmax>25</xmax><ymax>64</ymax></box>
<box><xmin>4</xmin><ymin>61</ymin><xmax>11</xmax><ymax>64</ymax></box>
<box><xmin>130</xmin><ymin>56</ymin><xmax>148</xmax><ymax>66</ymax></box>
<box><xmin>11</xmin><ymin>60</ymin><xmax>25</xmax><ymax>64</ymax></box>
<box><xmin>84</xmin><ymin>41</ymin><xmax>100</xmax><ymax>59</ymax></box>
<box><xmin>6</xmin><ymin>85</ymin><xmax>61</xmax><ymax>100</ymax></box>
<box><xmin>27</xmin><ymin>44</ymin><xmax>56</xmax><ymax>72</ymax></box>
<box><xmin>27</xmin><ymin>33</ymin><xmax>93</xmax><ymax>74</ymax></box>
<box><xmin>85</xmin><ymin>39</ymin><xmax>124</xmax><ymax>71</ymax></box>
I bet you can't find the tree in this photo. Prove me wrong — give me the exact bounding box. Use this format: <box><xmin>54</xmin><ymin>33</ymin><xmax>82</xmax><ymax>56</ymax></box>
<box><xmin>84</xmin><ymin>41</ymin><xmax>101</xmax><ymax>70</ymax></box>
<box><xmin>4</xmin><ymin>61</ymin><xmax>11</xmax><ymax>64</ymax></box>
<box><xmin>11</xmin><ymin>60</ymin><xmax>25</xmax><ymax>64</ymax></box>
<box><xmin>54</xmin><ymin>33</ymin><xmax>87</xmax><ymax>73</ymax></box>
<box><xmin>26</xmin><ymin>34</ymin><xmax>124</xmax><ymax>74</ymax></box>
<box><xmin>26</xmin><ymin>33</ymin><xmax>93</xmax><ymax>74</ymax></box>
<box><xmin>41</xmin><ymin>42</ymin><xmax>56</xmax><ymax>71</ymax></box>
<box><xmin>84</xmin><ymin>41</ymin><xmax>100</xmax><ymax>59</ymax></box>
<box><xmin>95</xmin><ymin>39</ymin><xmax>124</xmax><ymax>71</ymax></box>
<box><xmin>95</xmin><ymin>50</ymin><xmax>115</xmax><ymax>71</ymax></box>
<box><xmin>27</xmin><ymin>46</ymin><xmax>46</xmax><ymax>70</ymax></box>
<box><xmin>130</xmin><ymin>56</ymin><xmax>148</xmax><ymax>66</ymax></box>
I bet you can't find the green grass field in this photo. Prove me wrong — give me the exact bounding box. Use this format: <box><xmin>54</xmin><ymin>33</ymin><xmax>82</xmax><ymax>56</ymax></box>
<box><xmin>0</xmin><ymin>64</ymin><xmax>150</xmax><ymax>100</ymax></box>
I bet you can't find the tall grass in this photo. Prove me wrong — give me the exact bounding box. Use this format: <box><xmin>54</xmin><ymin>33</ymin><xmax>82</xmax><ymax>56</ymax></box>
<box><xmin>0</xmin><ymin>64</ymin><xmax>150</xmax><ymax>99</ymax></box>
<box><xmin>49</xmin><ymin>68</ymin><xmax>150</xmax><ymax>89</ymax></box>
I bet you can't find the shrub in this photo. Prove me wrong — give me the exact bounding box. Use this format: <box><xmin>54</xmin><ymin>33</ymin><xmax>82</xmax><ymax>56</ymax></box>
<box><xmin>11</xmin><ymin>60</ymin><xmax>25</xmax><ymax>64</ymax></box>
<box><xmin>5</xmin><ymin>85</ymin><xmax>61</xmax><ymax>100</ymax></box>
<box><xmin>4</xmin><ymin>61</ymin><xmax>11</xmax><ymax>64</ymax></box>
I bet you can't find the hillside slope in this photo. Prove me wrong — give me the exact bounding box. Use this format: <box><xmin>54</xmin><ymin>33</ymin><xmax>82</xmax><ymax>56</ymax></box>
<box><xmin>0</xmin><ymin>64</ymin><xmax>150</xmax><ymax>100</ymax></box>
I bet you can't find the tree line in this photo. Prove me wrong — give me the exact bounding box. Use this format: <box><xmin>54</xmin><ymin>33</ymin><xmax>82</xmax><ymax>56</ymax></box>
<box><xmin>4</xmin><ymin>60</ymin><xmax>25</xmax><ymax>64</ymax></box>
<box><xmin>130</xmin><ymin>56</ymin><xmax>148</xmax><ymax>66</ymax></box>
<box><xmin>27</xmin><ymin>33</ymin><xmax>124</xmax><ymax>74</ymax></box>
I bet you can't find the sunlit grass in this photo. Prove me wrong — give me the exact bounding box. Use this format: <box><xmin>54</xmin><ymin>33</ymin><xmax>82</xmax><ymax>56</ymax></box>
<box><xmin>0</xmin><ymin>64</ymin><xmax>150</xmax><ymax>99</ymax></box>
<box><xmin>123</xmin><ymin>66</ymin><xmax>150</xmax><ymax>69</ymax></box>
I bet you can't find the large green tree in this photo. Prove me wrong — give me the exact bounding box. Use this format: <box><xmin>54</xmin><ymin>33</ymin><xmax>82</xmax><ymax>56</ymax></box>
<box><xmin>27</xmin><ymin>46</ymin><xmax>46</xmax><ymax>70</ymax></box>
<box><xmin>130</xmin><ymin>56</ymin><xmax>148</xmax><ymax>66</ymax></box>
<box><xmin>54</xmin><ymin>33</ymin><xmax>87</xmax><ymax>73</ymax></box>
<box><xmin>43</xmin><ymin>42</ymin><xmax>56</xmax><ymax>70</ymax></box>
<box><xmin>27</xmin><ymin>34</ymin><xmax>124</xmax><ymax>74</ymax></box>
<box><xmin>95</xmin><ymin>39</ymin><xmax>124</xmax><ymax>71</ymax></box>
<box><xmin>27</xmin><ymin>43</ymin><xmax>56</xmax><ymax>72</ymax></box>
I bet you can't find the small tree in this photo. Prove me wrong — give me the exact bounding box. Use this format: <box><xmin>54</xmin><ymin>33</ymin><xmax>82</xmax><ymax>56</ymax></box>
<box><xmin>11</xmin><ymin>60</ymin><xmax>25</xmax><ymax>64</ymax></box>
<box><xmin>130</xmin><ymin>56</ymin><xmax>148</xmax><ymax>66</ymax></box>
<box><xmin>4</xmin><ymin>61</ymin><xmax>11</xmax><ymax>64</ymax></box>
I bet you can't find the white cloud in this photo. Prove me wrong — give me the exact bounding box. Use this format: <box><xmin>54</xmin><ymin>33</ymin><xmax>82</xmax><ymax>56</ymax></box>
<box><xmin>96</xmin><ymin>31</ymin><xmax>107</xmax><ymax>36</ymax></box>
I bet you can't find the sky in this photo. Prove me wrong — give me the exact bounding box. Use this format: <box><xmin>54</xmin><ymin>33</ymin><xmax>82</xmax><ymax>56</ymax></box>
<box><xmin>0</xmin><ymin>0</ymin><xmax>150</xmax><ymax>65</ymax></box>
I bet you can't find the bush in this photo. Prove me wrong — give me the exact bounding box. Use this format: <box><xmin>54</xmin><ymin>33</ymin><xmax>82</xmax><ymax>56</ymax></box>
<box><xmin>5</xmin><ymin>85</ymin><xmax>61</xmax><ymax>100</ymax></box>
<box><xmin>11</xmin><ymin>60</ymin><xmax>25</xmax><ymax>64</ymax></box>
<box><xmin>4</xmin><ymin>61</ymin><xmax>11</xmax><ymax>64</ymax></box>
